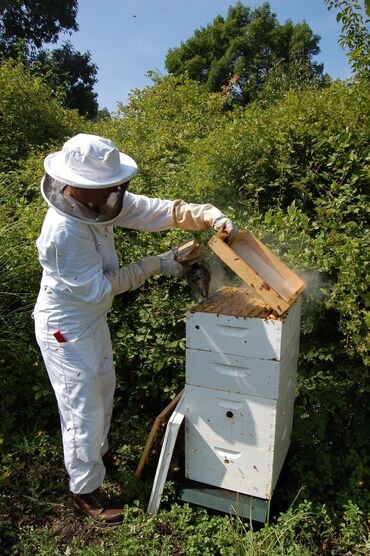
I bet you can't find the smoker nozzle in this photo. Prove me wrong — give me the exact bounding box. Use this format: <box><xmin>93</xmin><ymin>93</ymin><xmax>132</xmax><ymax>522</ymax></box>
<box><xmin>186</xmin><ymin>263</ymin><xmax>211</xmax><ymax>298</ymax></box>
<box><xmin>174</xmin><ymin>238</ymin><xmax>211</xmax><ymax>297</ymax></box>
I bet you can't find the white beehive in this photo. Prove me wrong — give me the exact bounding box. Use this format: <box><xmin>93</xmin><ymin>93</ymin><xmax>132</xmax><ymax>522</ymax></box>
<box><xmin>184</xmin><ymin>232</ymin><xmax>304</xmax><ymax>501</ymax></box>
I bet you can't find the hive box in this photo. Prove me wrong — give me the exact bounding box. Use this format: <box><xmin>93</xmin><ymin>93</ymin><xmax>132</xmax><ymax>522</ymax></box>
<box><xmin>185</xmin><ymin>284</ymin><xmax>302</xmax><ymax>499</ymax></box>
<box><xmin>184</xmin><ymin>232</ymin><xmax>305</xmax><ymax>501</ymax></box>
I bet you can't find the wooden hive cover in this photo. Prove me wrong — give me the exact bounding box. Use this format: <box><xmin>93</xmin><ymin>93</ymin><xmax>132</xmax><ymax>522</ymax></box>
<box><xmin>208</xmin><ymin>231</ymin><xmax>305</xmax><ymax>315</ymax></box>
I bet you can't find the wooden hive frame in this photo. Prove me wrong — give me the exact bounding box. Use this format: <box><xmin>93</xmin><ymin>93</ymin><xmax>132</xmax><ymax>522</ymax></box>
<box><xmin>208</xmin><ymin>231</ymin><xmax>305</xmax><ymax>315</ymax></box>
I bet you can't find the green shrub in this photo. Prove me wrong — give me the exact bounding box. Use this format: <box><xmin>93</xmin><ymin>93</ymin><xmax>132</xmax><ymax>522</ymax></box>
<box><xmin>0</xmin><ymin>58</ymin><xmax>87</xmax><ymax>170</ymax></box>
<box><xmin>184</xmin><ymin>81</ymin><xmax>369</xmax><ymax>213</ymax></box>
<box><xmin>94</xmin><ymin>72</ymin><xmax>226</xmax><ymax>200</ymax></box>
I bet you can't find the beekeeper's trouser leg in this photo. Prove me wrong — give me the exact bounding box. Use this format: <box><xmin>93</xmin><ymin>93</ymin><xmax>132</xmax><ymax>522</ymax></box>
<box><xmin>35</xmin><ymin>316</ymin><xmax>115</xmax><ymax>494</ymax></box>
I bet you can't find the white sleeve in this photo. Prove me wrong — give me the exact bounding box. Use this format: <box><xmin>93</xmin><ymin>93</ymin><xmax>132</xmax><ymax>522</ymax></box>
<box><xmin>54</xmin><ymin>227</ymin><xmax>113</xmax><ymax>304</ymax></box>
<box><xmin>107</xmin><ymin>256</ymin><xmax>161</xmax><ymax>295</ymax></box>
<box><xmin>115</xmin><ymin>191</ymin><xmax>175</xmax><ymax>231</ymax></box>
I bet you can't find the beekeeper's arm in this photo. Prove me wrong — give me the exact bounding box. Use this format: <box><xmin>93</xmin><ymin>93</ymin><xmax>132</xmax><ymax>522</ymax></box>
<box><xmin>116</xmin><ymin>192</ymin><xmax>238</xmax><ymax>240</ymax></box>
<box><xmin>53</xmin><ymin>226</ymin><xmax>183</xmax><ymax>302</ymax></box>
<box><xmin>172</xmin><ymin>199</ymin><xmax>238</xmax><ymax>240</ymax></box>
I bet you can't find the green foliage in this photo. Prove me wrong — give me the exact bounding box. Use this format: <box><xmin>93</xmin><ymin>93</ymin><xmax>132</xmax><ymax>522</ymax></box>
<box><xmin>0</xmin><ymin>161</ymin><xmax>58</xmax><ymax>439</ymax></box>
<box><xmin>0</xmin><ymin>0</ymin><xmax>78</xmax><ymax>54</ymax></box>
<box><xmin>95</xmin><ymin>73</ymin><xmax>225</xmax><ymax>199</ymax></box>
<box><xmin>7</xmin><ymin>494</ymin><xmax>369</xmax><ymax>555</ymax></box>
<box><xmin>0</xmin><ymin>58</ymin><xmax>87</xmax><ymax>170</ymax></box>
<box><xmin>111</xmin><ymin>273</ymin><xmax>190</xmax><ymax>404</ymax></box>
<box><xmin>324</xmin><ymin>0</ymin><xmax>370</xmax><ymax>78</ymax></box>
<box><xmin>0</xmin><ymin>61</ymin><xmax>88</xmax><ymax>437</ymax></box>
<box><xmin>0</xmin><ymin>1</ymin><xmax>99</xmax><ymax>120</ymax></box>
<box><xmin>31</xmin><ymin>41</ymin><xmax>99</xmax><ymax>119</ymax></box>
<box><xmin>165</xmin><ymin>1</ymin><xmax>324</xmax><ymax>104</ymax></box>
<box><xmin>231</xmin><ymin>499</ymin><xmax>369</xmax><ymax>555</ymax></box>
<box><xmin>183</xmin><ymin>82</ymin><xmax>369</xmax><ymax>364</ymax></box>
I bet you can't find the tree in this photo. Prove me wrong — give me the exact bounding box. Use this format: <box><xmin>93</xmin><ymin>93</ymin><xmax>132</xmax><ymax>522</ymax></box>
<box><xmin>0</xmin><ymin>0</ymin><xmax>78</xmax><ymax>54</ymax></box>
<box><xmin>165</xmin><ymin>1</ymin><xmax>324</xmax><ymax>104</ymax></box>
<box><xmin>0</xmin><ymin>2</ymin><xmax>100</xmax><ymax>119</ymax></box>
<box><xmin>32</xmin><ymin>42</ymin><xmax>99</xmax><ymax>119</ymax></box>
<box><xmin>324</xmin><ymin>0</ymin><xmax>370</xmax><ymax>78</ymax></box>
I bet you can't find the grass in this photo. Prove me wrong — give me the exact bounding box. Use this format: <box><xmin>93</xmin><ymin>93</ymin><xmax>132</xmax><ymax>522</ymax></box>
<box><xmin>1</xmin><ymin>419</ymin><xmax>369</xmax><ymax>556</ymax></box>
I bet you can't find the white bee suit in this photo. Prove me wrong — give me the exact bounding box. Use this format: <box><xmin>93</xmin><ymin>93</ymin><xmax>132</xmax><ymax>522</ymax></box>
<box><xmin>34</xmin><ymin>176</ymin><xmax>230</xmax><ymax>494</ymax></box>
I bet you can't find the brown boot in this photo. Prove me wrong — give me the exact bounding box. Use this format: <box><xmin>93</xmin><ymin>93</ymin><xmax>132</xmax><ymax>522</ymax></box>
<box><xmin>102</xmin><ymin>449</ymin><xmax>117</xmax><ymax>472</ymax></box>
<box><xmin>72</xmin><ymin>488</ymin><xmax>122</xmax><ymax>525</ymax></box>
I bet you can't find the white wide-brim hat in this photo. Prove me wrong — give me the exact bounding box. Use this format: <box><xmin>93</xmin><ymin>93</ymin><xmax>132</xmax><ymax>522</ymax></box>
<box><xmin>44</xmin><ymin>133</ymin><xmax>138</xmax><ymax>189</ymax></box>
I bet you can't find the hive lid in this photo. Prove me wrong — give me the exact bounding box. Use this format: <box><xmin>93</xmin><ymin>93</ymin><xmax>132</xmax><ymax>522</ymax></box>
<box><xmin>208</xmin><ymin>231</ymin><xmax>305</xmax><ymax>315</ymax></box>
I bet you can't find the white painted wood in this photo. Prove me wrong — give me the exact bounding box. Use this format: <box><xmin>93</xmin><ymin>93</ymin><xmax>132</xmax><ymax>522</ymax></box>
<box><xmin>271</xmin><ymin>402</ymin><xmax>295</xmax><ymax>492</ymax></box>
<box><xmin>147</xmin><ymin>394</ymin><xmax>185</xmax><ymax>515</ymax></box>
<box><xmin>185</xmin><ymin>332</ymin><xmax>299</xmax><ymax>399</ymax></box>
<box><xmin>186</xmin><ymin>312</ymin><xmax>282</xmax><ymax>360</ymax></box>
<box><xmin>184</xmin><ymin>370</ymin><xmax>297</xmax><ymax>498</ymax></box>
<box><xmin>184</xmin><ymin>386</ymin><xmax>275</xmax><ymax>498</ymax></box>
<box><xmin>279</xmin><ymin>298</ymin><xmax>302</xmax><ymax>357</ymax></box>
<box><xmin>186</xmin><ymin>298</ymin><xmax>301</xmax><ymax>361</ymax></box>
<box><xmin>184</xmin><ymin>295</ymin><xmax>302</xmax><ymax>501</ymax></box>
<box><xmin>185</xmin><ymin>385</ymin><xmax>277</xmax><ymax>451</ymax></box>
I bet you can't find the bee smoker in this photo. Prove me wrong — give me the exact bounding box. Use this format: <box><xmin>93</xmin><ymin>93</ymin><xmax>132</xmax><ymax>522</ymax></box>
<box><xmin>174</xmin><ymin>239</ymin><xmax>211</xmax><ymax>298</ymax></box>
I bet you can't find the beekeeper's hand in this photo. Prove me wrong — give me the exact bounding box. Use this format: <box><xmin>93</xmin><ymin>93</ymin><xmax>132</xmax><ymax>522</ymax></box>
<box><xmin>212</xmin><ymin>216</ymin><xmax>239</xmax><ymax>242</ymax></box>
<box><xmin>158</xmin><ymin>248</ymin><xmax>186</xmax><ymax>277</ymax></box>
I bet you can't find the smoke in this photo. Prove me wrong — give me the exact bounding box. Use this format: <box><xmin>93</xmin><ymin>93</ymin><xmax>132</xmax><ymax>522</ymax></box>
<box><xmin>207</xmin><ymin>258</ymin><xmax>241</xmax><ymax>296</ymax></box>
<box><xmin>199</xmin><ymin>230</ymin><xmax>333</xmax><ymax>306</ymax></box>
<box><xmin>204</xmin><ymin>255</ymin><xmax>332</xmax><ymax>306</ymax></box>
<box><xmin>300</xmin><ymin>268</ymin><xmax>333</xmax><ymax>303</ymax></box>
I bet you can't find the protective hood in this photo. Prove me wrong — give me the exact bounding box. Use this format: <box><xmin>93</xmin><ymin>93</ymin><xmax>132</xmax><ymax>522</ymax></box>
<box><xmin>41</xmin><ymin>174</ymin><xmax>125</xmax><ymax>225</ymax></box>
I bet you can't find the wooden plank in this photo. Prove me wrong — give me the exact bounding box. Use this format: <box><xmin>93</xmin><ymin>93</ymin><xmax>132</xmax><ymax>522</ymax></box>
<box><xmin>208</xmin><ymin>235</ymin><xmax>290</xmax><ymax>315</ymax></box>
<box><xmin>175</xmin><ymin>239</ymin><xmax>201</xmax><ymax>263</ymax></box>
<box><xmin>135</xmin><ymin>389</ymin><xmax>185</xmax><ymax>477</ymax></box>
<box><xmin>241</xmin><ymin>232</ymin><xmax>305</xmax><ymax>294</ymax></box>
<box><xmin>147</xmin><ymin>394</ymin><xmax>185</xmax><ymax>514</ymax></box>
<box><xmin>208</xmin><ymin>232</ymin><xmax>305</xmax><ymax>314</ymax></box>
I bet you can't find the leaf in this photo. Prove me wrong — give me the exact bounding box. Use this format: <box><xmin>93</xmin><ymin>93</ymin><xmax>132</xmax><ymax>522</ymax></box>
<box><xmin>366</xmin><ymin>0</ymin><xmax>370</xmax><ymax>17</ymax></box>
<box><xmin>364</xmin><ymin>312</ymin><xmax>370</xmax><ymax>329</ymax></box>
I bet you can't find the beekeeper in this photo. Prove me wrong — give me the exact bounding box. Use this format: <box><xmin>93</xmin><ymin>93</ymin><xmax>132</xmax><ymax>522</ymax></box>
<box><xmin>34</xmin><ymin>133</ymin><xmax>237</xmax><ymax>524</ymax></box>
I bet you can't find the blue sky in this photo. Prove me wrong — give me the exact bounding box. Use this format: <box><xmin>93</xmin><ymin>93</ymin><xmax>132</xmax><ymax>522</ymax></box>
<box><xmin>58</xmin><ymin>0</ymin><xmax>352</xmax><ymax>112</ymax></box>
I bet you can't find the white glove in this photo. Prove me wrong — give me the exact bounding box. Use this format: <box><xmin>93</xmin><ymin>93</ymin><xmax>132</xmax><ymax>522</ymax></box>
<box><xmin>213</xmin><ymin>216</ymin><xmax>239</xmax><ymax>242</ymax></box>
<box><xmin>159</xmin><ymin>248</ymin><xmax>186</xmax><ymax>277</ymax></box>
